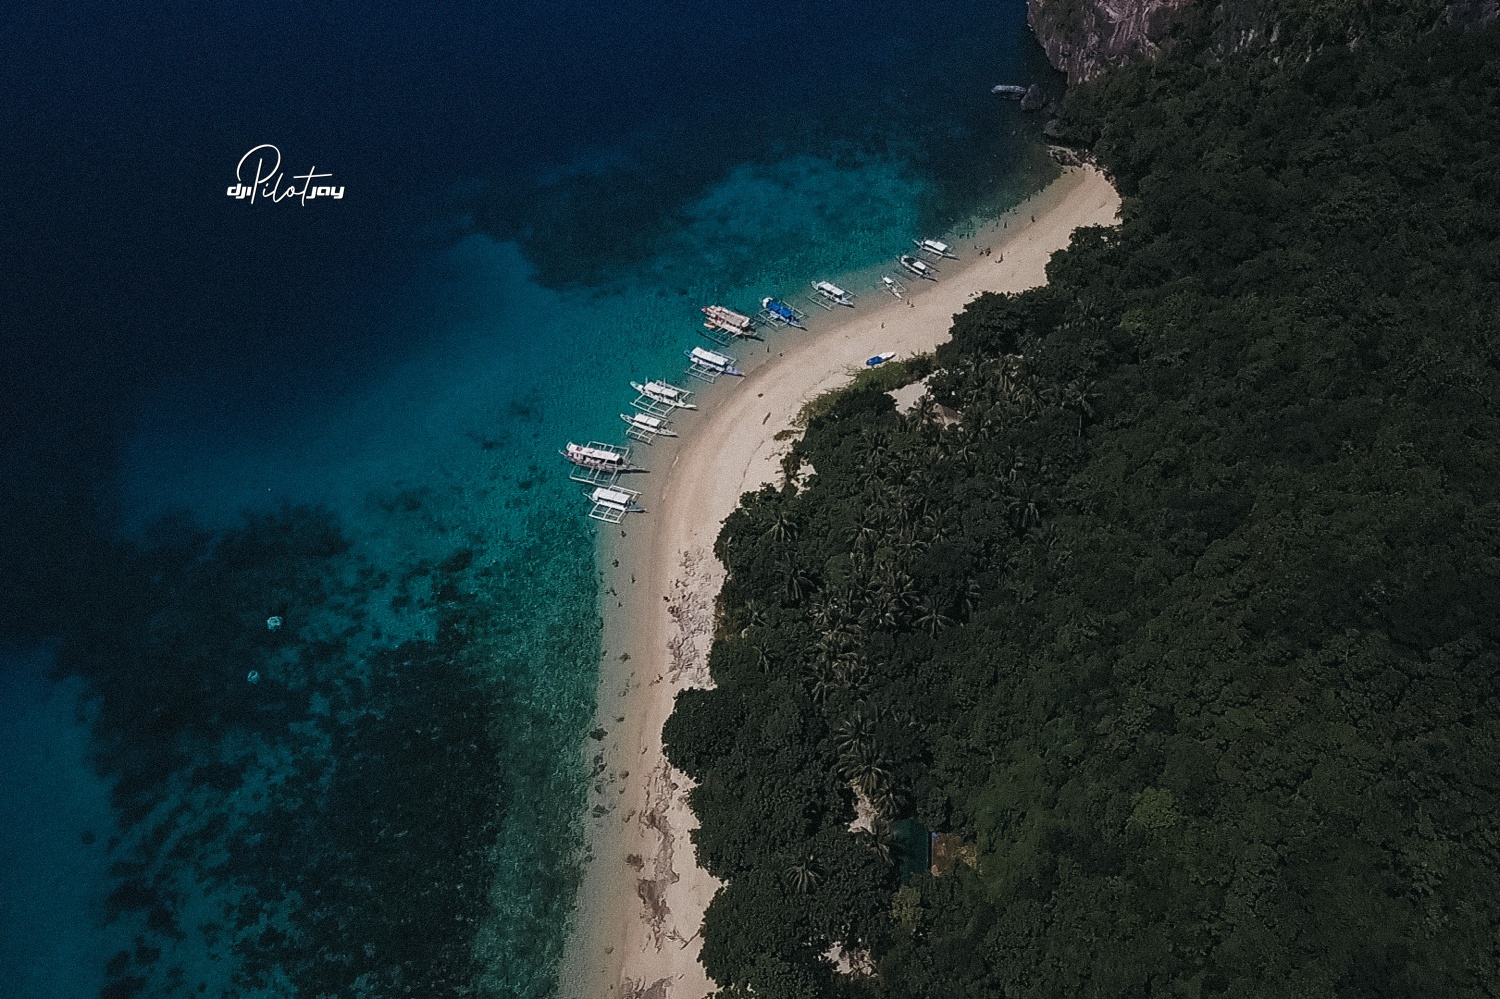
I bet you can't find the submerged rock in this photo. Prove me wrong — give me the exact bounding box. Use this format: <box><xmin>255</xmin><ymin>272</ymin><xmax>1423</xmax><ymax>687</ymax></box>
<box><xmin>1020</xmin><ymin>84</ymin><xmax>1047</xmax><ymax>112</ymax></box>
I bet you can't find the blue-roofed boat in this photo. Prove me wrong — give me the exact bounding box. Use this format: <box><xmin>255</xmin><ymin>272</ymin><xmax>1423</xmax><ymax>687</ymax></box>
<box><xmin>759</xmin><ymin>297</ymin><xmax>807</xmax><ymax>329</ymax></box>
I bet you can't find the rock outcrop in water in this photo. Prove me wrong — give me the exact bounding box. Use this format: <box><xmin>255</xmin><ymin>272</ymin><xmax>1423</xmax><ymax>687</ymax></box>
<box><xmin>1027</xmin><ymin>0</ymin><xmax>1194</xmax><ymax>83</ymax></box>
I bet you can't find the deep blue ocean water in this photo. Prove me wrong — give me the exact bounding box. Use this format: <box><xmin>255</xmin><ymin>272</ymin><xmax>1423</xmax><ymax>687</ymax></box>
<box><xmin>0</xmin><ymin>2</ymin><xmax>1056</xmax><ymax>995</ymax></box>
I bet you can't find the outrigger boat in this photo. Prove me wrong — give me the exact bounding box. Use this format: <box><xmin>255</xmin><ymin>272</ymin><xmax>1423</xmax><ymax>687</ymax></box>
<box><xmin>620</xmin><ymin>411</ymin><xmax>677</xmax><ymax>443</ymax></box>
<box><xmin>898</xmin><ymin>254</ymin><xmax>938</xmax><ymax>281</ymax></box>
<box><xmin>882</xmin><ymin>275</ymin><xmax>906</xmax><ymax>299</ymax></box>
<box><xmin>685</xmin><ymin>345</ymin><xmax>744</xmax><ymax>382</ymax></box>
<box><xmin>913</xmin><ymin>238</ymin><xmax>958</xmax><ymax>259</ymax></box>
<box><xmin>701</xmin><ymin>304</ymin><xmax>757</xmax><ymax>339</ymax></box>
<box><xmin>588</xmin><ymin>485</ymin><xmax>644</xmax><ymax>524</ymax></box>
<box><xmin>808</xmin><ymin>280</ymin><xmax>856</xmax><ymax>310</ymax></box>
<box><xmin>561</xmin><ymin>440</ymin><xmax>640</xmax><ymax>485</ymax></box>
<box><xmin>866</xmin><ymin>351</ymin><xmax>897</xmax><ymax>367</ymax></box>
<box><xmin>991</xmin><ymin>84</ymin><xmax>1028</xmax><ymax>98</ymax></box>
<box><xmin>630</xmin><ymin>380</ymin><xmax>696</xmax><ymax>416</ymax></box>
<box><xmin>757</xmin><ymin>297</ymin><xmax>807</xmax><ymax>329</ymax></box>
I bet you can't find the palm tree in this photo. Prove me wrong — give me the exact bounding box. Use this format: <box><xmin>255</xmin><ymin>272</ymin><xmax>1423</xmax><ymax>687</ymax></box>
<box><xmin>767</xmin><ymin>508</ymin><xmax>798</xmax><ymax>543</ymax></box>
<box><xmin>779</xmin><ymin>556</ymin><xmax>813</xmax><ymax>604</ymax></box>
<box><xmin>913</xmin><ymin>595</ymin><xmax>954</xmax><ymax>636</ymax></box>
<box><xmin>786</xmin><ymin>853</ymin><xmax>821</xmax><ymax>894</ymax></box>
<box><xmin>1062</xmin><ymin>378</ymin><xmax>1099</xmax><ymax>436</ymax></box>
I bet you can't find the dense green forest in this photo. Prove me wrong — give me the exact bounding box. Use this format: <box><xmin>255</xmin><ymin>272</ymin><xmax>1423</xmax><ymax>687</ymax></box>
<box><xmin>661</xmin><ymin>5</ymin><xmax>1500</xmax><ymax>997</ymax></box>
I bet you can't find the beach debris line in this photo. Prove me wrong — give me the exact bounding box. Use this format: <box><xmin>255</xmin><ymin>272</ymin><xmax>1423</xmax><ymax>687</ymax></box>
<box><xmin>757</xmin><ymin>297</ymin><xmax>807</xmax><ymax>329</ymax></box>
<box><xmin>882</xmin><ymin>275</ymin><xmax>907</xmax><ymax>299</ymax></box>
<box><xmin>898</xmin><ymin>254</ymin><xmax>938</xmax><ymax>281</ymax></box>
<box><xmin>808</xmin><ymin>280</ymin><xmax>856</xmax><ymax>310</ymax></box>
<box><xmin>684</xmin><ymin>345</ymin><xmax>744</xmax><ymax>382</ymax></box>
<box><xmin>912</xmin><ymin>237</ymin><xmax>958</xmax><ymax>259</ymax></box>
<box><xmin>620</xmin><ymin>411</ymin><xmax>677</xmax><ymax>443</ymax></box>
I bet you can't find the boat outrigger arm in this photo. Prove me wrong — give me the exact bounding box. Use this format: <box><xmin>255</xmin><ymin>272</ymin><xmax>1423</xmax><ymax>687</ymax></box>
<box><xmin>701</xmin><ymin>305</ymin><xmax>758</xmax><ymax>337</ymax></box>
<box><xmin>561</xmin><ymin>440</ymin><xmax>643</xmax><ymax>485</ymax></box>
<box><xmin>898</xmin><ymin>254</ymin><xmax>938</xmax><ymax>281</ymax></box>
<box><xmin>587</xmin><ymin>484</ymin><xmax>644</xmax><ymax>524</ymax></box>
<box><xmin>913</xmin><ymin>238</ymin><xmax>958</xmax><ymax>259</ymax></box>
<box><xmin>808</xmin><ymin>280</ymin><xmax>855</xmax><ymax>310</ymax></box>
<box><xmin>757</xmin><ymin>297</ymin><xmax>807</xmax><ymax>329</ymax></box>
<box><xmin>631</xmin><ymin>380</ymin><xmax>695</xmax><ymax>408</ymax></box>
<box><xmin>620</xmin><ymin>411</ymin><xmax>677</xmax><ymax>443</ymax></box>
<box><xmin>685</xmin><ymin>345</ymin><xmax>744</xmax><ymax>382</ymax></box>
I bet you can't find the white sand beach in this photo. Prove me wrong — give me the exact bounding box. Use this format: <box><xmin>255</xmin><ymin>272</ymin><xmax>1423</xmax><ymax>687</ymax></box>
<box><xmin>558</xmin><ymin>163</ymin><xmax>1120</xmax><ymax>999</ymax></box>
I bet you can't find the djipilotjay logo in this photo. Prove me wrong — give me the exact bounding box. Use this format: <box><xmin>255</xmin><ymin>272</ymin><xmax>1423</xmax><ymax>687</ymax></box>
<box><xmin>226</xmin><ymin>144</ymin><xmax>344</xmax><ymax>203</ymax></box>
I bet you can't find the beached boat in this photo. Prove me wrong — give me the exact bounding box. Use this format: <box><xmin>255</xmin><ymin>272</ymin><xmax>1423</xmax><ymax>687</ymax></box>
<box><xmin>866</xmin><ymin>352</ymin><xmax>896</xmax><ymax>367</ymax></box>
<box><xmin>587</xmin><ymin>484</ymin><xmax>644</xmax><ymax>524</ymax></box>
<box><xmin>809</xmin><ymin>280</ymin><xmax>855</xmax><ymax>310</ymax></box>
<box><xmin>913</xmin><ymin>238</ymin><xmax>958</xmax><ymax>259</ymax></box>
<box><xmin>882</xmin><ymin>275</ymin><xmax>907</xmax><ymax>299</ymax></box>
<box><xmin>630</xmin><ymin>380</ymin><xmax>696</xmax><ymax>411</ymax></box>
<box><xmin>991</xmin><ymin>84</ymin><xmax>1027</xmax><ymax>98</ymax></box>
<box><xmin>562</xmin><ymin>440</ymin><xmax>640</xmax><ymax>484</ymax></box>
<box><xmin>701</xmin><ymin>304</ymin><xmax>756</xmax><ymax>335</ymax></box>
<box><xmin>620</xmin><ymin>411</ymin><xmax>677</xmax><ymax>443</ymax></box>
<box><xmin>757</xmin><ymin>297</ymin><xmax>807</xmax><ymax>329</ymax></box>
<box><xmin>685</xmin><ymin>345</ymin><xmax>744</xmax><ymax>382</ymax></box>
<box><xmin>898</xmin><ymin>254</ymin><xmax>938</xmax><ymax>281</ymax></box>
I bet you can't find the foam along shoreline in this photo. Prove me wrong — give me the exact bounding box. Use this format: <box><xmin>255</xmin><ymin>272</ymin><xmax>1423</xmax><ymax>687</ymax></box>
<box><xmin>559</xmin><ymin>163</ymin><xmax>1121</xmax><ymax>999</ymax></box>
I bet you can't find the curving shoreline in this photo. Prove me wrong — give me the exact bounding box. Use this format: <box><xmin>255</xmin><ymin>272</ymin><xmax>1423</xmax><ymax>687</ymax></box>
<box><xmin>559</xmin><ymin>163</ymin><xmax>1120</xmax><ymax>999</ymax></box>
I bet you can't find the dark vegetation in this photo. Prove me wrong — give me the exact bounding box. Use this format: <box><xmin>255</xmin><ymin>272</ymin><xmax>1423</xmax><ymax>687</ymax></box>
<box><xmin>665</xmin><ymin>8</ymin><xmax>1500</xmax><ymax>997</ymax></box>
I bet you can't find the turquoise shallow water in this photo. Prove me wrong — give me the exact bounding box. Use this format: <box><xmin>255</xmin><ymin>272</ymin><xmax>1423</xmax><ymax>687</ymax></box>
<box><xmin>0</xmin><ymin>2</ymin><xmax>1058</xmax><ymax>995</ymax></box>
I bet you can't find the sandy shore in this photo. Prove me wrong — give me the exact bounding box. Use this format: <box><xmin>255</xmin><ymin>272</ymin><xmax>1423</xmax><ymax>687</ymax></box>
<box><xmin>557</xmin><ymin>163</ymin><xmax>1120</xmax><ymax>999</ymax></box>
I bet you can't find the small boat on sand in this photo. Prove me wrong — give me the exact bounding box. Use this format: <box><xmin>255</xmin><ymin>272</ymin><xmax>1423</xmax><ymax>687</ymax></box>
<box><xmin>866</xmin><ymin>352</ymin><xmax>896</xmax><ymax>367</ymax></box>
<box><xmin>898</xmin><ymin>254</ymin><xmax>938</xmax><ymax>281</ymax></box>
<box><xmin>913</xmin><ymin>238</ymin><xmax>958</xmax><ymax>259</ymax></box>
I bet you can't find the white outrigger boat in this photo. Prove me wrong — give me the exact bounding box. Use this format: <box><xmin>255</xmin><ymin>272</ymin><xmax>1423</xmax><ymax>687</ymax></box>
<box><xmin>756</xmin><ymin>297</ymin><xmax>807</xmax><ymax>329</ymax></box>
<box><xmin>991</xmin><ymin>84</ymin><xmax>1028</xmax><ymax>98</ymax></box>
<box><xmin>808</xmin><ymin>280</ymin><xmax>855</xmax><ymax>310</ymax></box>
<box><xmin>685</xmin><ymin>345</ymin><xmax>744</xmax><ymax>382</ymax></box>
<box><xmin>898</xmin><ymin>254</ymin><xmax>938</xmax><ymax>281</ymax></box>
<box><xmin>588</xmin><ymin>484</ymin><xmax>644</xmax><ymax>524</ymax></box>
<box><xmin>882</xmin><ymin>275</ymin><xmax>907</xmax><ymax>299</ymax></box>
<box><xmin>913</xmin><ymin>238</ymin><xmax>958</xmax><ymax>259</ymax></box>
<box><xmin>620</xmin><ymin>411</ymin><xmax>677</xmax><ymax>443</ymax></box>
<box><xmin>561</xmin><ymin>441</ymin><xmax>640</xmax><ymax>485</ymax></box>
<box><xmin>630</xmin><ymin>380</ymin><xmax>696</xmax><ymax>418</ymax></box>
<box><xmin>700</xmin><ymin>305</ymin><xmax>758</xmax><ymax>345</ymax></box>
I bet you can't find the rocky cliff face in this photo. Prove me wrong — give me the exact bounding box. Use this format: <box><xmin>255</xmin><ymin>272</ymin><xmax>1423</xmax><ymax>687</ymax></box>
<box><xmin>1029</xmin><ymin>0</ymin><xmax>1492</xmax><ymax>86</ymax></box>
<box><xmin>1027</xmin><ymin>0</ymin><xmax>1196</xmax><ymax>84</ymax></box>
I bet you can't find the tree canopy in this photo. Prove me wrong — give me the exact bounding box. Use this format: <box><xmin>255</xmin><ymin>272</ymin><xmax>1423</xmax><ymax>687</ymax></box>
<box><xmin>663</xmin><ymin>9</ymin><xmax>1500</xmax><ymax>998</ymax></box>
